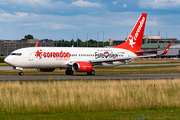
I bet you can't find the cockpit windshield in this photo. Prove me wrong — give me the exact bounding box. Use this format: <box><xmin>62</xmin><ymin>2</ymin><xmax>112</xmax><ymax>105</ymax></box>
<box><xmin>10</xmin><ymin>53</ymin><xmax>22</xmax><ymax>56</ymax></box>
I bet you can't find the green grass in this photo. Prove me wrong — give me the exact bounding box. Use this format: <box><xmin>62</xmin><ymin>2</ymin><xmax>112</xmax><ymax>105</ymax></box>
<box><xmin>0</xmin><ymin>109</ymin><xmax>180</xmax><ymax>120</ymax></box>
<box><xmin>0</xmin><ymin>58</ymin><xmax>4</xmax><ymax>63</ymax></box>
<box><xmin>116</xmin><ymin>65</ymin><xmax>179</xmax><ymax>69</ymax></box>
<box><xmin>0</xmin><ymin>64</ymin><xmax>9</xmax><ymax>66</ymax></box>
<box><xmin>129</xmin><ymin>61</ymin><xmax>180</xmax><ymax>65</ymax></box>
<box><xmin>97</xmin><ymin>65</ymin><xmax>180</xmax><ymax>74</ymax></box>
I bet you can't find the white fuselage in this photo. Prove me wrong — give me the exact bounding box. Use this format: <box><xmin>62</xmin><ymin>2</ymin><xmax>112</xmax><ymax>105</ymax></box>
<box><xmin>5</xmin><ymin>47</ymin><xmax>137</xmax><ymax>69</ymax></box>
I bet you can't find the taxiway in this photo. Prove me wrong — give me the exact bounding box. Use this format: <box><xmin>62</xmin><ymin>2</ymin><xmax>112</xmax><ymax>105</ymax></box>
<box><xmin>1</xmin><ymin>63</ymin><xmax>180</xmax><ymax>70</ymax></box>
<box><xmin>0</xmin><ymin>73</ymin><xmax>179</xmax><ymax>81</ymax></box>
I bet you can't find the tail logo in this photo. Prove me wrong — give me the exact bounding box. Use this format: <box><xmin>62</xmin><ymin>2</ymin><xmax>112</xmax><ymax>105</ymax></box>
<box><xmin>129</xmin><ymin>35</ymin><xmax>136</xmax><ymax>48</ymax></box>
<box><xmin>129</xmin><ymin>17</ymin><xmax>145</xmax><ymax>48</ymax></box>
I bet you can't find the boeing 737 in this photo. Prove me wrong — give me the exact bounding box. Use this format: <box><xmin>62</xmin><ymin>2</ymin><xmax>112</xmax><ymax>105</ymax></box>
<box><xmin>4</xmin><ymin>13</ymin><xmax>172</xmax><ymax>76</ymax></box>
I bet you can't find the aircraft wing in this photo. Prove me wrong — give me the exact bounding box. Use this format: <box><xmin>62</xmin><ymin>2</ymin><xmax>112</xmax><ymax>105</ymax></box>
<box><xmin>90</xmin><ymin>41</ymin><xmax>172</xmax><ymax>63</ymax></box>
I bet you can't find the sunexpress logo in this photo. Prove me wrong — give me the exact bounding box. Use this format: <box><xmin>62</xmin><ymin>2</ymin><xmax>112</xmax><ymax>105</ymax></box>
<box><xmin>129</xmin><ymin>17</ymin><xmax>145</xmax><ymax>48</ymax></box>
<box><xmin>35</xmin><ymin>49</ymin><xmax>70</xmax><ymax>59</ymax></box>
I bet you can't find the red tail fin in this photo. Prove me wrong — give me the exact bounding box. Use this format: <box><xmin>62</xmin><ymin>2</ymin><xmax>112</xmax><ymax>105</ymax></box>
<box><xmin>113</xmin><ymin>13</ymin><xmax>147</xmax><ymax>52</ymax></box>
<box><xmin>35</xmin><ymin>42</ymin><xmax>39</xmax><ymax>47</ymax></box>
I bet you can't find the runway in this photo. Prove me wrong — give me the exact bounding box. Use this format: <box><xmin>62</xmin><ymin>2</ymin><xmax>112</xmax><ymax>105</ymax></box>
<box><xmin>1</xmin><ymin>63</ymin><xmax>180</xmax><ymax>81</ymax></box>
<box><xmin>1</xmin><ymin>63</ymin><xmax>180</xmax><ymax>70</ymax></box>
<box><xmin>0</xmin><ymin>73</ymin><xmax>179</xmax><ymax>81</ymax></box>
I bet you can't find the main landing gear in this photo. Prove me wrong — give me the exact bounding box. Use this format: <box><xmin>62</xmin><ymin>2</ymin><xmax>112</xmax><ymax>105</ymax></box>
<box><xmin>65</xmin><ymin>69</ymin><xmax>74</xmax><ymax>75</ymax></box>
<box><xmin>87</xmin><ymin>70</ymin><xmax>95</xmax><ymax>76</ymax></box>
<box><xmin>65</xmin><ymin>69</ymin><xmax>95</xmax><ymax>75</ymax></box>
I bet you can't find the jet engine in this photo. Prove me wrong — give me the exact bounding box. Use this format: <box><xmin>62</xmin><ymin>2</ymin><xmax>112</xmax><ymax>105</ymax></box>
<box><xmin>72</xmin><ymin>62</ymin><xmax>93</xmax><ymax>72</ymax></box>
<box><xmin>37</xmin><ymin>68</ymin><xmax>55</xmax><ymax>72</ymax></box>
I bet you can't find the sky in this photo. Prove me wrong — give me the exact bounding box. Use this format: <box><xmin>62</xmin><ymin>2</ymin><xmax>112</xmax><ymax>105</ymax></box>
<box><xmin>0</xmin><ymin>0</ymin><xmax>180</xmax><ymax>41</ymax></box>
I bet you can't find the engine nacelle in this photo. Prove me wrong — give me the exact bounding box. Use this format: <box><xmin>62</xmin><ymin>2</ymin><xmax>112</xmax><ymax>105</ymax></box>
<box><xmin>37</xmin><ymin>68</ymin><xmax>55</xmax><ymax>72</ymax></box>
<box><xmin>72</xmin><ymin>62</ymin><xmax>93</xmax><ymax>72</ymax></box>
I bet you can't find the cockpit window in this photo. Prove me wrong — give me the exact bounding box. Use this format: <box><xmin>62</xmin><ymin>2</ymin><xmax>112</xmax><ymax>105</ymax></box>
<box><xmin>17</xmin><ymin>53</ymin><xmax>22</xmax><ymax>56</ymax></box>
<box><xmin>11</xmin><ymin>53</ymin><xmax>22</xmax><ymax>56</ymax></box>
<box><xmin>11</xmin><ymin>53</ymin><xmax>16</xmax><ymax>55</ymax></box>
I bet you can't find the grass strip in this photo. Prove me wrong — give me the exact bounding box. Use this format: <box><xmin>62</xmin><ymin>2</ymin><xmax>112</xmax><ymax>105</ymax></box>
<box><xmin>0</xmin><ymin>80</ymin><xmax>180</xmax><ymax>119</ymax></box>
<box><xmin>0</xmin><ymin>109</ymin><xmax>180</xmax><ymax>120</ymax></box>
<box><xmin>0</xmin><ymin>80</ymin><xmax>180</xmax><ymax>114</ymax></box>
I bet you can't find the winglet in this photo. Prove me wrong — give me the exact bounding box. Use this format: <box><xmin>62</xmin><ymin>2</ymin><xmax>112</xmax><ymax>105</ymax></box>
<box><xmin>159</xmin><ymin>41</ymin><xmax>172</xmax><ymax>55</ymax></box>
<box><xmin>35</xmin><ymin>42</ymin><xmax>39</xmax><ymax>47</ymax></box>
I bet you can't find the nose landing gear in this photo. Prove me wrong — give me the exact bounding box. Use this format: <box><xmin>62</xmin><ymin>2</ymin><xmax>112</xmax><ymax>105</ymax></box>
<box><xmin>19</xmin><ymin>71</ymin><xmax>24</xmax><ymax>76</ymax></box>
<box><xmin>14</xmin><ymin>67</ymin><xmax>24</xmax><ymax>76</ymax></box>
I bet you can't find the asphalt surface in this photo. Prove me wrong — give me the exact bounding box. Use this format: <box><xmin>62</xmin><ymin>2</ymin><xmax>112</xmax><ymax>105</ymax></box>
<box><xmin>0</xmin><ymin>66</ymin><xmax>13</xmax><ymax>70</ymax></box>
<box><xmin>0</xmin><ymin>66</ymin><xmax>35</xmax><ymax>70</ymax></box>
<box><xmin>0</xmin><ymin>73</ymin><xmax>179</xmax><ymax>81</ymax></box>
<box><xmin>1</xmin><ymin>63</ymin><xmax>180</xmax><ymax>70</ymax></box>
<box><xmin>0</xmin><ymin>63</ymin><xmax>180</xmax><ymax>81</ymax></box>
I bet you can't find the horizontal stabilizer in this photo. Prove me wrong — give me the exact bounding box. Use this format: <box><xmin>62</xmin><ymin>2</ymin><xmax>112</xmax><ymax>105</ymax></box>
<box><xmin>136</xmin><ymin>49</ymin><xmax>159</xmax><ymax>54</ymax></box>
<box><xmin>136</xmin><ymin>41</ymin><xmax>172</xmax><ymax>54</ymax></box>
<box><xmin>158</xmin><ymin>41</ymin><xmax>172</xmax><ymax>55</ymax></box>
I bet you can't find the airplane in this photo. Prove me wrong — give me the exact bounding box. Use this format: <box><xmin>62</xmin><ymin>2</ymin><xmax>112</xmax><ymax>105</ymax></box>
<box><xmin>4</xmin><ymin>13</ymin><xmax>172</xmax><ymax>76</ymax></box>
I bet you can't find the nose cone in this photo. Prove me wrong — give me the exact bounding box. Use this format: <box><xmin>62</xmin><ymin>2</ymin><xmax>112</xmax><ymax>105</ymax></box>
<box><xmin>4</xmin><ymin>57</ymin><xmax>8</xmax><ymax>63</ymax></box>
<box><xmin>4</xmin><ymin>56</ymin><xmax>13</xmax><ymax>66</ymax></box>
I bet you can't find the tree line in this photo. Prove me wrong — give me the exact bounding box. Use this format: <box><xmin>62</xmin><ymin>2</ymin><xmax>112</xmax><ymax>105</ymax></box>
<box><xmin>22</xmin><ymin>34</ymin><xmax>110</xmax><ymax>47</ymax></box>
<box><xmin>54</xmin><ymin>39</ymin><xmax>109</xmax><ymax>47</ymax></box>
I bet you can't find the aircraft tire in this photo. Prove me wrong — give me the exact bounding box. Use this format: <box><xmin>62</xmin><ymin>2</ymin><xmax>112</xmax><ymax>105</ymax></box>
<box><xmin>91</xmin><ymin>70</ymin><xmax>95</xmax><ymax>75</ymax></box>
<box><xmin>19</xmin><ymin>72</ymin><xmax>24</xmax><ymax>76</ymax></box>
<box><xmin>87</xmin><ymin>70</ymin><xmax>95</xmax><ymax>76</ymax></box>
<box><xmin>65</xmin><ymin>70</ymin><xmax>70</xmax><ymax>75</ymax></box>
<box><xmin>69</xmin><ymin>70</ymin><xmax>74</xmax><ymax>75</ymax></box>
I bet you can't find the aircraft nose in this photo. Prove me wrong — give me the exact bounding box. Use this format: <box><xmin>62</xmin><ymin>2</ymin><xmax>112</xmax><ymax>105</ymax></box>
<box><xmin>4</xmin><ymin>56</ymin><xmax>13</xmax><ymax>66</ymax></box>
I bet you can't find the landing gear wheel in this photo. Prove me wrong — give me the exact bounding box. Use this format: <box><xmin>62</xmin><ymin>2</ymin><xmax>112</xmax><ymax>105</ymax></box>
<box><xmin>87</xmin><ymin>70</ymin><xmax>95</xmax><ymax>76</ymax></box>
<box><xmin>65</xmin><ymin>69</ymin><xmax>74</xmax><ymax>75</ymax></box>
<box><xmin>19</xmin><ymin>72</ymin><xmax>24</xmax><ymax>76</ymax></box>
<box><xmin>91</xmin><ymin>70</ymin><xmax>95</xmax><ymax>75</ymax></box>
<box><xmin>65</xmin><ymin>70</ymin><xmax>70</xmax><ymax>75</ymax></box>
<box><xmin>69</xmin><ymin>70</ymin><xmax>74</xmax><ymax>75</ymax></box>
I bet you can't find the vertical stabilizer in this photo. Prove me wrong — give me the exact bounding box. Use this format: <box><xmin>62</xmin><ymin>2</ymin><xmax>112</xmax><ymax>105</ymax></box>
<box><xmin>35</xmin><ymin>42</ymin><xmax>39</xmax><ymax>47</ymax></box>
<box><xmin>113</xmin><ymin>13</ymin><xmax>147</xmax><ymax>52</ymax></box>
